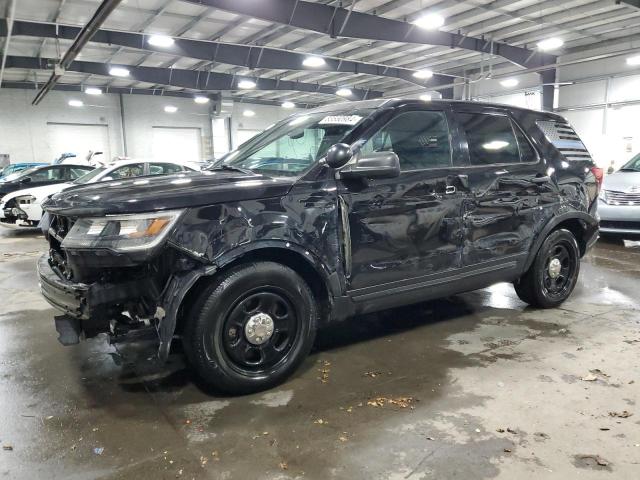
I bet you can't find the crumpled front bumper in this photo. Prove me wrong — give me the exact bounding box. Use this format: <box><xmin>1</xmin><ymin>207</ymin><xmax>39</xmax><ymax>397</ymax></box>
<box><xmin>37</xmin><ymin>254</ymin><xmax>90</xmax><ymax>319</ymax></box>
<box><xmin>37</xmin><ymin>254</ymin><xmax>161</xmax><ymax>320</ymax></box>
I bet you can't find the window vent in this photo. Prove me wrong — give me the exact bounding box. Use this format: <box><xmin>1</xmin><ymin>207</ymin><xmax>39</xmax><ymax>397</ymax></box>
<box><xmin>536</xmin><ymin>120</ymin><xmax>592</xmax><ymax>161</ymax></box>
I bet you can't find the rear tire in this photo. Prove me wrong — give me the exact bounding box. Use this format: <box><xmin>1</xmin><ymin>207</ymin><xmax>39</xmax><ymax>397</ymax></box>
<box><xmin>184</xmin><ymin>261</ymin><xmax>317</xmax><ymax>394</ymax></box>
<box><xmin>514</xmin><ymin>229</ymin><xmax>580</xmax><ymax>308</ymax></box>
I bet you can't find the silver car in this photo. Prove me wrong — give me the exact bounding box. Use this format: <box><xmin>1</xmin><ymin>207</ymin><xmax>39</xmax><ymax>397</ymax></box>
<box><xmin>599</xmin><ymin>154</ymin><xmax>640</xmax><ymax>239</ymax></box>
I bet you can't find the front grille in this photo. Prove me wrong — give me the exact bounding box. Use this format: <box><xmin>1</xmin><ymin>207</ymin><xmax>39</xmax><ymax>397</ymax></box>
<box><xmin>536</xmin><ymin>120</ymin><xmax>593</xmax><ymax>162</ymax></box>
<box><xmin>46</xmin><ymin>214</ymin><xmax>77</xmax><ymax>281</ymax></box>
<box><xmin>604</xmin><ymin>190</ymin><xmax>640</xmax><ymax>206</ymax></box>
<box><xmin>600</xmin><ymin>220</ymin><xmax>640</xmax><ymax>230</ymax></box>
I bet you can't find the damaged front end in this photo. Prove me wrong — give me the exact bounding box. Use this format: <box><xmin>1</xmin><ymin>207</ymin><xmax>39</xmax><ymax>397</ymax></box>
<box><xmin>38</xmin><ymin>209</ymin><xmax>214</xmax><ymax>360</ymax></box>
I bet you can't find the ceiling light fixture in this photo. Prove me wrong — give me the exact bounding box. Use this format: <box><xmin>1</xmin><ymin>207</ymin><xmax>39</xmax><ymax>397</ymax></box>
<box><xmin>194</xmin><ymin>96</ymin><xmax>210</xmax><ymax>104</ymax></box>
<box><xmin>238</xmin><ymin>79</ymin><xmax>257</xmax><ymax>89</ymax></box>
<box><xmin>420</xmin><ymin>94</ymin><xmax>432</xmax><ymax>101</ymax></box>
<box><xmin>164</xmin><ymin>105</ymin><xmax>178</xmax><ymax>113</ymax></box>
<box><xmin>148</xmin><ymin>35</ymin><xmax>175</xmax><ymax>48</ymax></box>
<box><xmin>412</xmin><ymin>13</ymin><xmax>445</xmax><ymax>30</ymax></box>
<box><xmin>84</xmin><ymin>87</ymin><xmax>102</xmax><ymax>95</ymax></box>
<box><xmin>243</xmin><ymin>109</ymin><xmax>256</xmax><ymax>117</ymax></box>
<box><xmin>109</xmin><ymin>67</ymin><xmax>130</xmax><ymax>77</ymax></box>
<box><xmin>336</xmin><ymin>87</ymin><xmax>353</xmax><ymax>97</ymax></box>
<box><xmin>537</xmin><ymin>37</ymin><xmax>564</xmax><ymax>51</ymax></box>
<box><xmin>282</xmin><ymin>101</ymin><xmax>295</xmax><ymax>109</ymax></box>
<box><xmin>68</xmin><ymin>100</ymin><xmax>83</xmax><ymax>107</ymax></box>
<box><xmin>302</xmin><ymin>56</ymin><xmax>326</xmax><ymax>67</ymax></box>
<box><xmin>626</xmin><ymin>54</ymin><xmax>640</xmax><ymax>66</ymax></box>
<box><xmin>500</xmin><ymin>78</ymin><xmax>519</xmax><ymax>88</ymax></box>
<box><xmin>413</xmin><ymin>69</ymin><xmax>434</xmax><ymax>80</ymax></box>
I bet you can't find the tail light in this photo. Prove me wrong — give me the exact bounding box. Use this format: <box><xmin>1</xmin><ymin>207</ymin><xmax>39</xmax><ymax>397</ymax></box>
<box><xmin>590</xmin><ymin>166</ymin><xmax>603</xmax><ymax>192</ymax></box>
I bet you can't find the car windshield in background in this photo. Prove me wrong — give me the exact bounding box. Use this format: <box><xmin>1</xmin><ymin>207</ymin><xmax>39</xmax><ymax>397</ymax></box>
<box><xmin>216</xmin><ymin>109</ymin><xmax>374</xmax><ymax>176</ymax></box>
<box><xmin>3</xmin><ymin>167</ymin><xmax>38</xmax><ymax>182</ymax></box>
<box><xmin>620</xmin><ymin>153</ymin><xmax>640</xmax><ymax>172</ymax></box>
<box><xmin>74</xmin><ymin>167</ymin><xmax>106</xmax><ymax>184</ymax></box>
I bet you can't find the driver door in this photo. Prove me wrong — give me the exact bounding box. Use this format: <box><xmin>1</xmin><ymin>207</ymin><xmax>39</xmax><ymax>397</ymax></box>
<box><xmin>338</xmin><ymin>106</ymin><xmax>467</xmax><ymax>306</ymax></box>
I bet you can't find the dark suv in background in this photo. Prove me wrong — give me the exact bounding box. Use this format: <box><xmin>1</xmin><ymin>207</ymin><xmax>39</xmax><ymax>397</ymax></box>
<box><xmin>38</xmin><ymin>99</ymin><xmax>600</xmax><ymax>394</ymax></box>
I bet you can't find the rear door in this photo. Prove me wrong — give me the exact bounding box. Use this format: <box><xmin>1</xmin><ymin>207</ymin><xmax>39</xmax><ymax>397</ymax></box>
<box><xmin>339</xmin><ymin>106</ymin><xmax>468</xmax><ymax>298</ymax></box>
<box><xmin>453</xmin><ymin>108</ymin><xmax>547</xmax><ymax>268</ymax></box>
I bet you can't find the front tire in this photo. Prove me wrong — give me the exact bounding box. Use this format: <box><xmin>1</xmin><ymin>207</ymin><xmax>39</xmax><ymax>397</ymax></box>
<box><xmin>185</xmin><ymin>261</ymin><xmax>317</xmax><ymax>394</ymax></box>
<box><xmin>514</xmin><ymin>229</ymin><xmax>580</xmax><ymax>308</ymax></box>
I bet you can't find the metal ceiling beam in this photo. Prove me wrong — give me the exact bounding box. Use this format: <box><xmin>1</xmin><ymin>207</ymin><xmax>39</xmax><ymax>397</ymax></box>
<box><xmin>616</xmin><ymin>0</ymin><xmax>640</xmax><ymax>8</ymax></box>
<box><xmin>179</xmin><ymin>0</ymin><xmax>556</xmax><ymax>69</ymax></box>
<box><xmin>0</xmin><ymin>0</ymin><xmax>16</xmax><ymax>89</ymax></box>
<box><xmin>4</xmin><ymin>56</ymin><xmax>383</xmax><ymax>99</ymax></box>
<box><xmin>0</xmin><ymin>80</ymin><xmax>319</xmax><ymax>107</ymax></box>
<box><xmin>3</xmin><ymin>20</ymin><xmax>454</xmax><ymax>89</ymax></box>
<box><xmin>31</xmin><ymin>0</ymin><xmax>123</xmax><ymax>105</ymax></box>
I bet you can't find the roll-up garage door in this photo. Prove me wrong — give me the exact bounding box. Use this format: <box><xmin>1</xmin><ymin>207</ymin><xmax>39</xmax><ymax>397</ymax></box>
<box><xmin>47</xmin><ymin>123</ymin><xmax>111</xmax><ymax>164</ymax></box>
<box><xmin>152</xmin><ymin>127</ymin><xmax>202</xmax><ymax>163</ymax></box>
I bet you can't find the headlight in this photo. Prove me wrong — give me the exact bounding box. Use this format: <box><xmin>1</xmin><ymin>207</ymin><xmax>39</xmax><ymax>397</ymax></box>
<box><xmin>61</xmin><ymin>209</ymin><xmax>184</xmax><ymax>252</ymax></box>
<box><xmin>598</xmin><ymin>189</ymin><xmax>607</xmax><ymax>203</ymax></box>
<box><xmin>15</xmin><ymin>195</ymin><xmax>36</xmax><ymax>205</ymax></box>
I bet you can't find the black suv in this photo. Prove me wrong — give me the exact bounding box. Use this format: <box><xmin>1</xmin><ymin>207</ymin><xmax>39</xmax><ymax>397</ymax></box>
<box><xmin>38</xmin><ymin>99</ymin><xmax>600</xmax><ymax>393</ymax></box>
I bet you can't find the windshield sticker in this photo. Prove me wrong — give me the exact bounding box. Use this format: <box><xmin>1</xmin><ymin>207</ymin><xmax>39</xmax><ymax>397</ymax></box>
<box><xmin>319</xmin><ymin>115</ymin><xmax>363</xmax><ymax>126</ymax></box>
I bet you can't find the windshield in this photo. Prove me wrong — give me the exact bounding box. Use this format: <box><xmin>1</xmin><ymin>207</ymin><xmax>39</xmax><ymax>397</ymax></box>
<box><xmin>73</xmin><ymin>167</ymin><xmax>106</xmax><ymax>184</ymax></box>
<box><xmin>215</xmin><ymin>109</ymin><xmax>374</xmax><ymax>176</ymax></box>
<box><xmin>3</xmin><ymin>167</ymin><xmax>38</xmax><ymax>182</ymax></box>
<box><xmin>620</xmin><ymin>153</ymin><xmax>640</xmax><ymax>172</ymax></box>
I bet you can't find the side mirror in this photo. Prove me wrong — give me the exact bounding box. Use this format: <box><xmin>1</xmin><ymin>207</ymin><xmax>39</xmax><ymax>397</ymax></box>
<box><xmin>101</xmin><ymin>176</ymin><xmax>114</xmax><ymax>181</ymax></box>
<box><xmin>339</xmin><ymin>151</ymin><xmax>401</xmax><ymax>180</ymax></box>
<box><xmin>20</xmin><ymin>177</ymin><xmax>32</xmax><ymax>183</ymax></box>
<box><xmin>325</xmin><ymin>143</ymin><xmax>353</xmax><ymax>169</ymax></box>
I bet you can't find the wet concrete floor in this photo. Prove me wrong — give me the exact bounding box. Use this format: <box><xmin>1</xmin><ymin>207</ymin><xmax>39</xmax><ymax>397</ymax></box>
<box><xmin>0</xmin><ymin>225</ymin><xmax>639</xmax><ymax>479</ymax></box>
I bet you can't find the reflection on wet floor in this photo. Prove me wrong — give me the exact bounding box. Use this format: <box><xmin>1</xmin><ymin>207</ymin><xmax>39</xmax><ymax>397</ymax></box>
<box><xmin>1</xmin><ymin>227</ymin><xmax>639</xmax><ymax>479</ymax></box>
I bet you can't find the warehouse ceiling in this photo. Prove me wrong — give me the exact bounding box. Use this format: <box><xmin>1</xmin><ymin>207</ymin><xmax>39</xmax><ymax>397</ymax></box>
<box><xmin>1</xmin><ymin>0</ymin><xmax>640</xmax><ymax>107</ymax></box>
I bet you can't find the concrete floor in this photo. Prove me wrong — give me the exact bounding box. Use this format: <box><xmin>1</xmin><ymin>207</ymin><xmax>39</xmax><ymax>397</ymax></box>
<box><xmin>0</xmin><ymin>226</ymin><xmax>639</xmax><ymax>480</ymax></box>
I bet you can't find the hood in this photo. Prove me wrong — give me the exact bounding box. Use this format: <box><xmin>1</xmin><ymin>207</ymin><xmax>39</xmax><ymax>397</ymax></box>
<box><xmin>42</xmin><ymin>170</ymin><xmax>295</xmax><ymax>216</ymax></box>
<box><xmin>603</xmin><ymin>171</ymin><xmax>640</xmax><ymax>192</ymax></box>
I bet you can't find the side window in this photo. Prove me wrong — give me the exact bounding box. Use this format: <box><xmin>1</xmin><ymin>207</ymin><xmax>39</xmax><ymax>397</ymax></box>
<box><xmin>361</xmin><ymin>110</ymin><xmax>452</xmax><ymax>170</ymax></box>
<box><xmin>109</xmin><ymin>163</ymin><xmax>144</xmax><ymax>179</ymax></box>
<box><xmin>29</xmin><ymin>167</ymin><xmax>64</xmax><ymax>181</ymax></box>
<box><xmin>457</xmin><ymin>113</ymin><xmax>520</xmax><ymax>165</ymax></box>
<box><xmin>513</xmin><ymin>124</ymin><xmax>538</xmax><ymax>163</ymax></box>
<box><xmin>69</xmin><ymin>167</ymin><xmax>92</xmax><ymax>179</ymax></box>
<box><xmin>148</xmin><ymin>163</ymin><xmax>184</xmax><ymax>175</ymax></box>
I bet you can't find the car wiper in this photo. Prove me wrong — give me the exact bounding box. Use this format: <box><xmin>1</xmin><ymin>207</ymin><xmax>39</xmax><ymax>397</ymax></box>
<box><xmin>209</xmin><ymin>164</ymin><xmax>254</xmax><ymax>175</ymax></box>
<box><xmin>618</xmin><ymin>168</ymin><xmax>640</xmax><ymax>172</ymax></box>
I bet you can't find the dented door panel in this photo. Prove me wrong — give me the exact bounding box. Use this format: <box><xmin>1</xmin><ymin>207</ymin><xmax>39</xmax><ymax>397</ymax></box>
<box><xmin>339</xmin><ymin>168</ymin><xmax>465</xmax><ymax>291</ymax></box>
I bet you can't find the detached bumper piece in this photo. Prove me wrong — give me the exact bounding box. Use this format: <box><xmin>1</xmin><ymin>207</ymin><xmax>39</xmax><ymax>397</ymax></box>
<box><xmin>37</xmin><ymin>254</ymin><xmax>161</xmax><ymax>343</ymax></box>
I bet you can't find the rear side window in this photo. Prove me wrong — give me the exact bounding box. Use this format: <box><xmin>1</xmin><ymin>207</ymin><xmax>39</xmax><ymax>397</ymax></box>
<box><xmin>28</xmin><ymin>167</ymin><xmax>64</xmax><ymax>181</ymax></box>
<box><xmin>361</xmin><ymin>110</ymin><xmax>452</xmax><ymax>171</ymax></box>
<box><xmin>148</xmin><ymin>163</ymin><xmax>184</xmax><ymax>175</ymax></box>
<box><xmin>458</xmin><ymin>113</ymin><xmax>520</xmax><ymax>165</ymax></box>
<box><xmin>109</xmin><ymin>163</ymin><xmax>144</xmax><ymax>179</ymax></box>
<box><xmin>536</xmin><ymin>120</ymin><xmax>592</xmax><ymax>162</ymax></box>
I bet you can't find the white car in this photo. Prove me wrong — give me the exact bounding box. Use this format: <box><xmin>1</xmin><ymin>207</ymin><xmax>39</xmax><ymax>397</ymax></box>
<box><xmin>0</xmin><ymin>159</ymin><xmax>196</xmax><ymax>227</ymax></box>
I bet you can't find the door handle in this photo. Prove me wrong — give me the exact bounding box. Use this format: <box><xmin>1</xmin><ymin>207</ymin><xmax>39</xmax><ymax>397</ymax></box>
<box><xmin>531</xmin><ymin>175</ymin><xmax>551</xmax><ymax>184</ymax></box>
<box><xmin>445</xmin><ymin>185</ymin><xmax>456</xmax><ymax>195</ymax></box>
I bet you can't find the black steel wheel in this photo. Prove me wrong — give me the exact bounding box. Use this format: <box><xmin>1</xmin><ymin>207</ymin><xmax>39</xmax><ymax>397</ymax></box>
<box><xmin>514</xmin><ymin>229</ymin><xmax>580</xmax><ymax>308</ymax></box>
<box><xmin>184</xmin><ymin>261</ymin><xmax>317</xmax><ymax>394</ymax></box>
<box><xmin>221</xmin><ymin>290</ymin><xmax>299</xmax><ymax>375</ymax></box>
